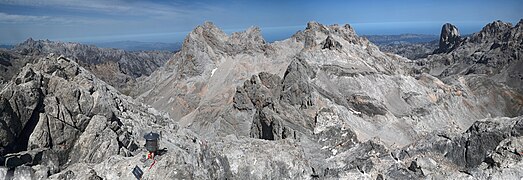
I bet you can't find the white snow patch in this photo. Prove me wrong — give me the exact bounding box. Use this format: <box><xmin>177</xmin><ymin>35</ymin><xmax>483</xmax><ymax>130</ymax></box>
<box><xmin>351</xmin><ymin>110</ymin><xmax>362</xmax><ymax>115</ymax></box>
<box><xmin>331</xmin><ymin>148</ymin><xmax>338</xmax><ymax>155</ymax></box>
<box><xmin>211</xmin><ymin>68</ymin><xmax>217</xmax><ymax>77</ymax></box>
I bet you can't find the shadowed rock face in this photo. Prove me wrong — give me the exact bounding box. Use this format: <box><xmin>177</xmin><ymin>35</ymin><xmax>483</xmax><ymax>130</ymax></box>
<box><xmin>233</xmin><ymin>59</ymin><xmax>317</xmax><ymax>141</ymax></box>
<box><xmin>2</xmin><ymin>20</ymin><xmax>523</xmax><ymax>179</ymax></box>
<box><xmin>434</xmin><ymin>23</ymin><xmax>462</xmax><ymax>54</ymax></box>
<box><xmin>321</xmin><ymin>35</ymin><xmax>343</xmax><ymax>50</ymax></box>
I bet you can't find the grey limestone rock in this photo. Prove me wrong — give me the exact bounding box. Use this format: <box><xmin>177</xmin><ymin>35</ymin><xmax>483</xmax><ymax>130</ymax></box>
<box><xmin>0</xmin><ymin>55</ymin><xmax>169</xmax><ymax>178</ymax></box>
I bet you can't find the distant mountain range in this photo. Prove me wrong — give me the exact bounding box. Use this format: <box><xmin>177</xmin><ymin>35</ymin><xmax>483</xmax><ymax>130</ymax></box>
<box><xmin>3</xmin><ymin>35</ymin><xmax>437</xmax><ymax>52</ymax></box>
<box><xmin>88</xmin><ymin>41</ymin><xmax>182</xmax><ymax>52</ymax></box>
<box><xmin>0</xmin><ymin>44</ymin><xmax>14</xmax><ymax>49</ymax></box>
<box><xmin>362</xmin><ymin>34</ymin><xmax>438</xmax><ymax>59</ymax></box>
<box><xmin>1</xmin><ymin>41</ymin><xmax>182</xmax><ymax>52</ymax></box>
<box><xmin>0</xmin><ymin>38</ymin><xmax>173</xmax><ymax>94</ymax></box>
<box><xmin>363</xmin><ymin>34</ymin><xmax>438</xmax><ymax>45</ymax></box>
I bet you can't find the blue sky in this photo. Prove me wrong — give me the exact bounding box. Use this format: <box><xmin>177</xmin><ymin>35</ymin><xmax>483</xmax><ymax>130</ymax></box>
<box><xmin>0</xmin><ymin>0</ymin><xmax>522</xmax><ymax>44</ymax></box>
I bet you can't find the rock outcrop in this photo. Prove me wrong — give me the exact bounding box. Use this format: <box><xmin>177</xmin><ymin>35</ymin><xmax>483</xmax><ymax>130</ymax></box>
<box><xmin>434</xmin><ymin>23</ymin><xmax>462</xmax><ymax>54</ymax></box>
<box><xmin>0</xmin><ymin>54</ymin><xmax>170</xmax><ymax>178</ymax></box>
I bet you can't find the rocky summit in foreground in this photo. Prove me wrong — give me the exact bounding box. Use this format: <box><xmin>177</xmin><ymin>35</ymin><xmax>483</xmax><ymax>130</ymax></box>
<box><xmin>1</xmin><ymin>20</ymin><xmax>522</xmax><ymax>179</ymax></box>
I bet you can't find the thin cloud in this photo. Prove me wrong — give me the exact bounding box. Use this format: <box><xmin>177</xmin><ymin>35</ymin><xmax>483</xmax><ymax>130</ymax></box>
<box><xmin>0</xmin><ymin>12</ymin><xmax>56</xmax><ymax>23</ymax></box>
<box><xmin>0</xmin><ymin>12</ymin><xmax>119</xmax><ymax>25</ymax></box>
<box><xmin>0</xmin><ymin>0</ymin><xmax>131</xmax><ymax>13</ymax></box>
<box><xmin>0</xmin><ymin>0</ymin><xmax>211</xmax><ymax>18</ymax></box>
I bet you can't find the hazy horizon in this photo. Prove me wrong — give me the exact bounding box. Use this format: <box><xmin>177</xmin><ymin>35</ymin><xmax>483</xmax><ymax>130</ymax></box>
<box><xmin>1</xmin><ymin>0</ymin><xmax>522</xmax><ymax>44</ymax></box>
<box><xmin>2</xmin><ymin>20</ymin><xmax>519</xmax><ymax>45</ymax></box>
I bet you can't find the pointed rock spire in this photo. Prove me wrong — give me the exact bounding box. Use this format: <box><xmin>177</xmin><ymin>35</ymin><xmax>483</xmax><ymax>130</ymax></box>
<box><xmin>434</xmin><ymin>23</ymin><xmax>462</xmax><ymax>54</ymax></box>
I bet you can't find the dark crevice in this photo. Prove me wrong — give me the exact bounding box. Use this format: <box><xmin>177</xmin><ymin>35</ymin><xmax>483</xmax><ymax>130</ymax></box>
<box><xmin>311</xmin><ymin>167</ymin><xmax>320</xmax><ymax>178</ymax></box>
<box><xmin>46</xmin><ymin>115</ymin><xmax>53</xmax><ymax>149</ymax></box>
<box><xmin>7</xmin><ymin>89</ymin><xmax>44</xmax><ymax>154</ymax></box>
<box><xmin>464</xmin><ymin>140</ymin><xmax>470</xmax><ymax>167</ymax></box>
<box><xmin>53</xmin><ymin>114</ymin><xmax>81</xmax><ymax>132</ymax></box>
<box><xmin>54</xmin><ymin>98</ymin><xmax>81</xmax><ymax>132</ymax></box>
<box><xmin>55</xmin><ymin>97</ymin><xmax>61</xmax><ymax>119</ymax></box>
<box><xmin>437</xmin><ymin>134</ymin><xmax>452</xmax><ymax>140</ymax></box>
<box><xmin>260</xmin><ymin>119</ymin><xmax>275</xmax><ymax>140</ymax></box>
<box><xmin>64</xmin><ymin>107</ymin><xmax>76</xmax><ymax>128</ymax></box>
<box><xmin>459</xmin><ymin>170</ymin><xmax>473</xmax><ymax>176</ymax></box>
<box><xmin>77</xmin><ymin>93</ymin><xmax>83</xmax><ymax>114</ymax></box>
<box><xmin>356</xmin><ymin>165</ymin><xmax>364</xmax><ymax>174</ymax></box>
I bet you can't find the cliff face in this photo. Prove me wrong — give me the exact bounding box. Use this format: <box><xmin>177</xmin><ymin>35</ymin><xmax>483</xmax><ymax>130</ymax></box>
<box><xmin>1</xmin><ymin>20</ymin><xmax>523</xmax><ymax>179</ymax></box>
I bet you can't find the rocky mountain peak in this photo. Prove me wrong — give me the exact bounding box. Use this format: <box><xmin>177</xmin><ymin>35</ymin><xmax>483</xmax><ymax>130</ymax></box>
<box><xmin>19</xmin><ymin>37</ymin><xmax>35</xmax><ymax>46</ymax></box>
<box><xmin>180</xmin><ymin>21</ymin><xmax>227</xmax><ymax>51</ymax></box>
<box><xmin>483</xmin><ymin>20</ymin><xmax>513</xmax><ymax>33</ymax></box>
<box><xmin>513</xmin><ymin>19</ymin><xmax>523</xmax><ymax>41</ymax></box>
<box><xmin>228</xmin><ymin>26</ymin><xmax>266</xmax><ymax>51</ymax></box>
<box><xmin>167</xmin><ymin>22</ymin><xmax>272</xmax><ymax>80</ymax></box>
<box><xmin>343</xmin><ymin>24</ymin><xmax>355</xmax><ymax>32</ymax></box>
<box><xmin>297</xmin><ymin>21</ymin><xmax>369</xmax><ymax>50</ymax></box>
<box><xmin>306</xmin><ymin>21</ymin><xmax>328</xmax><ymax>33</ymax></box>
<box><xmin>471</xmin><ymin>20</ymin><xmax>513</xmax><ymax>43</ymax></box>
<box><xmin>434</xmin><ymin>23</ymin><xmax>461</xmax><ymax>54</ymax></box>
<box><xmin>230</xmin><ymin>26</ymin><xmax>265</xmax><ymax>44</ymax></box>
<box><xmin>192</xmin><ymin>21</ymin><xmax>227</xmax><ymax>38</ymax></box>
<box><xmin>516</xmin><ymin>19</ymin><xmax>523</xmax><ymax>28</ymax></box>
<box><xmin>202</xmin><ymin>21</ymin><xmax>218</xmax><ymax>29</ymax></box>
<box><xmin>304</xmin><ymin>21</ymin><xmax>358</xmax><ymax>36</ymax></box>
